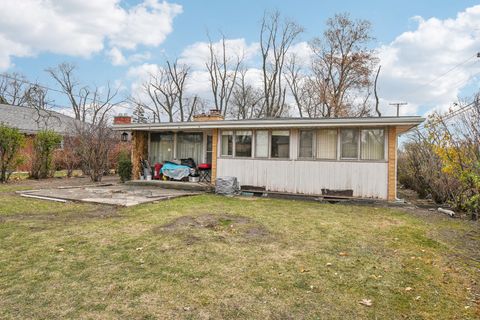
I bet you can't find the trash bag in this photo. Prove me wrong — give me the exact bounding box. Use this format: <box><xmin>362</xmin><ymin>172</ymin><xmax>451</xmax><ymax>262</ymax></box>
<box><xmin>215</xmin><ymin>176</ymin><xmax>240</xmax><ymax>195</ymax></box>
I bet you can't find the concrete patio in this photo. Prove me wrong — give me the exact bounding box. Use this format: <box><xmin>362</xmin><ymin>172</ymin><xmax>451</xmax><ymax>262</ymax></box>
<box><xmin>18</xmin><ymin>184</ymin><xmax>203</xmax><ymax>206</ymax></box>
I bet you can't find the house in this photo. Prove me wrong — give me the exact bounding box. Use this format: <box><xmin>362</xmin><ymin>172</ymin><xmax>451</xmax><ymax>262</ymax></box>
<box><xmin>0</xmin><ymin>103</ymin><xmax>80</xmax><ymax>171</ymax></box>
<box><xmin>113</xmin><ymin>110</ymin><xmax>424</xmax><ymax>201</ymax></box>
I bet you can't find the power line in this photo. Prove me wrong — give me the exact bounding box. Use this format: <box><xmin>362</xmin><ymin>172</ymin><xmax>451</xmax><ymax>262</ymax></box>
<box><xmin>0</xmin><ymin>72</ymin><xmax>132</xmax><ymax>112</ymax></box>
<box><xmin>416</xmin><ymin>100</ymin><xmax>476</xmax><ymax>132</ymax></box>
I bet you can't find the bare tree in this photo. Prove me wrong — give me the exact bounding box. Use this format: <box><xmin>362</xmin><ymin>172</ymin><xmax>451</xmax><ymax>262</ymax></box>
<box><xmin>285</xmin><ymin>54</ymin><xmax>327</xmax><ymax>118</ymax></box>
<box><xmin>0</xmin><ymin>73</ymin><xmax>29</xmax><ymax>106</ymax></box>
<box><xmin>138</xmin><ymin>59</ymin><xmax>200</xmax><ymax>122</ymax></box>
<box><xmin>206</xmin><ymin>34</ymin><xmax>243</xmax><ymax>116</ymax></box>
<box><xmin>260</xmin><ymin>10</ymin><xmax>304</xmax><ymax>118</ymax></box>
<box><xmin>310</xmin><ymin>13</ymin><xmax>377</xmax><ymax>117</ymax></box>
<box><xmin>46</xmin><ymin>63</ymin><xmax>90</xmax><ymax>121</ymax></box>
<box><xmin>229</xmin><ymin>68</ymin><xmax>263</xmax><ymax>119</ymax></box>
<box><xmin>374</xmin><ymin>65</ymin><xmax>382</xmax><ymax>117</ymax></box>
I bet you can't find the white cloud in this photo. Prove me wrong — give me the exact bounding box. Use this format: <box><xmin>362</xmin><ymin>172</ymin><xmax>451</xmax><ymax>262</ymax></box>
<box><xmin>0</xmin><ymin>0</ymin><xmax>182</xmax><ymax>70</ymax></box>
<box><xmin>377</xmin><ymin>5</ymin><xmax>480</xmax><ymax>115</ymax></box>
<box><xmin>179</xmin><ymin>38</ymin><xmax>259</xmax><ymax>69</ymax></box>
<box><xmin>107</xmin><ymin>47</ymin><xmax>152</xmax><ymax>66</ymax></box>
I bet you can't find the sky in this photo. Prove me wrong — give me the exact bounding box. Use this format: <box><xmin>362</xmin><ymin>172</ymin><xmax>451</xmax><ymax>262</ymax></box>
<box><xmin>1</xmin><ymin>0</ymin><xmax>479</xmax><ymax>117</ymax></box>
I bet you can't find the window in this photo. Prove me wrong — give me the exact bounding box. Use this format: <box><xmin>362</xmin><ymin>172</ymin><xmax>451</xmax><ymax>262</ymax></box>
<box><xmin>341</xmin><ymin>129</ymin><xmax>359</xmax><ymax>159</ymax></box>
<box><xmin>299</xmin><ymin>130</ymin><xmax>314</xmax><ymax>158</ymax></box>
<box><xmin>221</xmin><ymin>131</ymin><xmax>233</xmax><ymax>156</ymax></box>
<box><xmin>206</xmin><ymin>135</ymin><xmax>213</xmax><ymax>164</ymax></box>
<box><xmin>317</xmin><ymin>129</ymin><xmax>337</xmax><ymax>159</ymax></box>
<box><xmin>150</xmin><ymin>132</ymin><xmax>174</xmax><ymax>163</ymax></box>
<box><xmin>361</xmin><ymin>129</ymin><xmax>385</xmax><ymax>160</ymax></box>
<box><xmin>177</xmin><ymin>132</ymin><xmax>203</xmax><ymax>165</ymax></box>
<box><xmin>271</xmin><ymin>130</ymin><xmax>290</xmax><ymax>158</ymax></box>
<box><xmin>235</xmin><ymin>130</ymin><xmax>252</xmax><ymax>157</ymax></box>
<box><xmin>255</xmin><ymin>130</ymin><xmax>269</xmax><ymax>158</ymax></box>
<box><xmin>121</xmin><ymin>132</ymin><xmax>129</xmax><ymax>142</ymax></box>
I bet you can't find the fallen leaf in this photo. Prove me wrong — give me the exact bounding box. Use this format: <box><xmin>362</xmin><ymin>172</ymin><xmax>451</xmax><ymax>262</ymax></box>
<box><xmin>405</xmin><ymin>287</ymin><xmax>413</xmax><ymax>291</ymax></box>
<box><xmin>326</xmin><ymin>263</ymin><xmax>332</xmax><ymax>267</ymax></box>
<box><xmin>359</xmin><ymin>299</ymin><xmax>372</xmax><ymax>306</ymax></box>
<box><xmin>339</xmin><ymin>252</ymin><xmax>348</xmax><ymax>256</ymax></box>
<box><xmin>300</xmin><ymin>268</ymin><xmax>310</xmax><ymax>273</ymax></box>
<box><xmin>415</xmin><ymin>296</ymin><xmax>421</xmax><ymax>301</ymax></box>
<box><xmin>57</xmin><ymin>248</ymin><xmax>64</xmax><ymax>252</ymax></box>
<box><xmin>136</xmin><ymin>247</ymin><xmax>143</xmax><ymax>251</ymax></box>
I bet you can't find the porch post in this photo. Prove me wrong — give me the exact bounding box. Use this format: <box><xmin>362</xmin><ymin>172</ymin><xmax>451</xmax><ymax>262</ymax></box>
<box><xmin>387</xmin><ymin>126</ymin><xmax>397</xmax><ymax>201</ymax></box>
<box><xmin>131</xmin><ymin>130</ymin><xmax>148</xmax><ymax>180</ymax></box>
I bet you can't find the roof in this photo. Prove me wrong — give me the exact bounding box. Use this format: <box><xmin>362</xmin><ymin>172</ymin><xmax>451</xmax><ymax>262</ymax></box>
<box><xmin>0</xmin><ymin>104</ymin><xmax>79</xmax><ymax>135</ymax></box>
<box><xmin>113</xmin><ymin>116</ymin><xmax>424</xmax><ymax>132</ymax></box>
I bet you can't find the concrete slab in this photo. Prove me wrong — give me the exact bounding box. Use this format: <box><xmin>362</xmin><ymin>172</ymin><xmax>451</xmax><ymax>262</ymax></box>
<box><xmin>19</xmin><ymin>184</ymin><xmax>202</xmax><ymax>206</ymax></box>
<box><xmin>125</xmin><ymin>180</ymin><xmax>213</xmax><ymax>192</ymax></box>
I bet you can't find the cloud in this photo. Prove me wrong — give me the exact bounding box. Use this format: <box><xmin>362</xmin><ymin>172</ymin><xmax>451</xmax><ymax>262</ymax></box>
<box><xmin>179</xmin><ymin>38</ymin><xmax>259</xmax><ymax>69</ymax></box>
<box><xmin>377</xmin><ymin>5</ymin><xmax>480</xmax><ymax>115</ymax></box>
<box><xmin>107</xmin><ymin>47</ymin><xmax>152</xmax><ymax>66</ymax></box>
<box><xmin>0</xmin><ymin>0</ymin><xmax>182</xmax><ymax>70</ymax></box>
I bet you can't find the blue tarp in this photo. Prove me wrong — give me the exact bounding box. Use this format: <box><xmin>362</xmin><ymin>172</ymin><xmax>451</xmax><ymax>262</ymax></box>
<box><xmin>160</xmin><ymin>162</ymin><xmax>191</xmax><ymax>180</ymax></box>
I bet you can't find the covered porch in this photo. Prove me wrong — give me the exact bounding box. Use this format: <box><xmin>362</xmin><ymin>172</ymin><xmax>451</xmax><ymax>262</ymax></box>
<box><xmin>131</xmin><ymin>128</ymin><xmax>219</xmax><ymax>184</ymax></box>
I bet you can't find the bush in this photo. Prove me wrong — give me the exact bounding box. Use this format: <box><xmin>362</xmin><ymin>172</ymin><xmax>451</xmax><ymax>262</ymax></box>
<box><xmin>118</xmin><ymin>159</ymin><xmax>132</xmax><ymax>183</ymax></box>
<box><xmin>30</xmin><ymin>130</ymin><xmax>62</xmax><ymax>179</ymax></box>
<box><xmin>0</xmin><ymin>125</ymin><xmax>25</xmax><ymax>183</ymax></box>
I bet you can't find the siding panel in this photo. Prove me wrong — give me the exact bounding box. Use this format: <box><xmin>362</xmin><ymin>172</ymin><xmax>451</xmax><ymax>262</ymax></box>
<box><xmin>217</xmin><ymin>158</ymin><xmax>388</xmax><ymax>199</ymax></box>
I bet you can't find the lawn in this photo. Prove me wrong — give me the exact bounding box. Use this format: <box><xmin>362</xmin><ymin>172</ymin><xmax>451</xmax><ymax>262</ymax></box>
<box><xmin>0</xmin><ymin>183</ymin><xmax>478</xmax><ymax>319</ymax></box>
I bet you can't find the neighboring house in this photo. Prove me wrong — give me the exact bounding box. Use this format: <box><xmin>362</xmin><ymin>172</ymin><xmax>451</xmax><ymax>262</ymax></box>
<box><xmin>0</xmin><ymin>103</ymin><xmax>79</xmax><ymax>171</ymax></box>
<box><xmin>113</xmin><ymin>110</ymin><xmax>424</xmax><ymax>201</ymax></box>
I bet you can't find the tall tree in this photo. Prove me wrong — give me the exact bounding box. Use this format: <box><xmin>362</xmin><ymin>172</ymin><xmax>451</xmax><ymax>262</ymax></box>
<box><xmin>260</xmin><ymin>10</ymin><xmax>303</xmax><ymax>118</ymax></box>
<box><xmin>310</xmin><ymin>13</ymin><xmax>378</xmax><ymax>117</ymax></box>
<box><xmin>229</xmin><ymin>68</ymin><xmax>263</xmax><ymax>119</ymax></box>
<box><xmin>138</xmin><ymin>59</ymin><xmax>200</xmax><ymax>122</ymax></box>
<box><xmin>206</xmin><ymin>34</ymin><xmax>243</xmax><ymax>116</ymax></box>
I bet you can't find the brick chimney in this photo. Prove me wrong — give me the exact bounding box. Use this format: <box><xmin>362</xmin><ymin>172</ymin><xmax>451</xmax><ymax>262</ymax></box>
<box><xmin>193</xmin><ymin>109</ymin><xmax>225</xmax><ymax>122</ymax></box>
<box><xmin>113</xmin><ymin>114</ymin><xmax>132</xmax><ymax>125</ymax></box>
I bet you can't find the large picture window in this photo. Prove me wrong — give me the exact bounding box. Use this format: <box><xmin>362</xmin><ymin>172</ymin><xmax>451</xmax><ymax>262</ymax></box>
<box><xmin>150</xmin><ymin>132</ymin><xmax>174</xmax><ymax>163</ymax></box>
<box><xmin>340</xmin><ymin>129</ymin><xmax>359</xmax><ymax>159</ymax></box>
<box><xmin>255</xmin><ymin>130</ymin><xmax>269</xmax><ymax>158</ymax></box>
<box><xmin>271</xmin><ymin>130</ymin><xmax>290</xmax><ymax>158</ymax></box>
<box><xmin>177</xmin><ymin>132</ymin><xmax>203</xmax><ymax>165</ymax></box>
<box><xmin>235</xmin><ymin>130</ymin><xmax>252</xmax><ymax>157</ymax></box>
<box><xmin>299</xmin><ymin>130</ymin><xmax>314</xmax><ymax>158</ymax></box>
<box><xmin>317</xmin><ymin>129</ymin><xmax>337</xmax><ymax>159</ymax></box>
<box><xmin>361</xmin><ymin>129</ymin><xmax>385</xmax><ymax>160</ymax></box>
<box><xmin>221</xmin><ymin>131</ymin><xmax>233</xmax><ymax>156</ymax></box>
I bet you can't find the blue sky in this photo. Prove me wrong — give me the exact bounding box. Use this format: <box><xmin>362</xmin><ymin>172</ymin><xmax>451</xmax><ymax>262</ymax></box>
<box><xmin>1</xmin><ymin>0</ymin><xmax>479</xmax><ymax>116</ymax></box>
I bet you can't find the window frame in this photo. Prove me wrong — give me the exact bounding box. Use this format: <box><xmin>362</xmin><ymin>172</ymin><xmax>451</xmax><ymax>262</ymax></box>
<box><xmin>270</xmin><ymin>129</ymin><xmax>291</xmax><ymax>159</ymax></box>
<box><xmin>220</xmin><ymin>130</ymin><xmax>234</xmax><ymax>157</ymax></box>
<box><xmin>340</xmin><ymin>128</ymin><xmax>360</xmax><ymax>160</ymax></box>
<box><xmin>359</xmin><ymin>128</ymin><xmax>386</xmax><ymax>161</ymax></box>
<box><xmin>315</xmin><ymin>128</ymin><xmax>338</xmax><ymax>160</ymax></box>
<box><xmin>298</xmin><ymin>129</ymin><xmax>316</xmax><ymax>159</ymax></box>
<box><xmin>234</xmin><ymin>130</ymin><xmax>253</xmax><ymax>158</ymax></box>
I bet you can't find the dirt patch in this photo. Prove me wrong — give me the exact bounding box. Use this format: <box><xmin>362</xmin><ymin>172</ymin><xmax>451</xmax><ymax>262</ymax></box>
<box><xmin>155</xmin><ymin>213</ymin><xmax>272</xmax><ymax>243</ymax></box>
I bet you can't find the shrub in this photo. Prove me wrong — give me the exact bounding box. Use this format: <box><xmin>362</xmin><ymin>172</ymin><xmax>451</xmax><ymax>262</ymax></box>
<box><xmin>30</xmin><ymin>130</ymin><xmax>62</xmax><ymax>179</ymax></box>
<box><xmin>0</xmin><ymin>125</ymin><xmax>25</xmax><ymax>183</ymax></box>
<box><xmin>118</xmin><ymin>159</ymin><xmax>132</xmax><ymax>183</ymax></box>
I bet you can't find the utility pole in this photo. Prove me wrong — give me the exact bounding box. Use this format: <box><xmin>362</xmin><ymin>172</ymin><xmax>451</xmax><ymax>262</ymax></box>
<box><xmin>389</xmin><ymin>102</ymin><xmax>408</xmax><ymax>117</ymax></box>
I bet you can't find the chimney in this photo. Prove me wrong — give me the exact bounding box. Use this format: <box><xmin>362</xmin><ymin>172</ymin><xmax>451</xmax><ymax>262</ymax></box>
<box><xmin>193</xmin><ymin>109</ymin><xmax>225</xmax><ymax>122</ymax></box>
<box><xmin>113</xmin><ymin>114</ymin><xmax>132</xmax><ymax>125</ymax></box>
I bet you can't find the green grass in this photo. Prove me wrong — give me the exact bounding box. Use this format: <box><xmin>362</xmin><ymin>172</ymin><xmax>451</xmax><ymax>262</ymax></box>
<box><xmin>0</xmin><ymin>187</ymin><xmax>478</xmax><ymax>319</ymax></box>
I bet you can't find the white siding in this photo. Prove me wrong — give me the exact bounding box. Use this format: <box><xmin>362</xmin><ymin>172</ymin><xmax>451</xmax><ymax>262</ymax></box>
<box><xmin>217</xmin><ymin>158</ymin><xmax>388</xmax><ymax>199</ymax></box>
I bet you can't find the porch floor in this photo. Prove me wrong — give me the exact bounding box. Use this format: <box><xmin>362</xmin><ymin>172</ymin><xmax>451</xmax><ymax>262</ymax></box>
<box><xmin>125</xmin><ymin>180</ymin><xmax>213</xmax><ymax>192</ymax></box>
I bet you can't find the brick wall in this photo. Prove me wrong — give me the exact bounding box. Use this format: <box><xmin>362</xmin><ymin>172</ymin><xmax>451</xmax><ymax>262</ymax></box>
<box><xmin>387</xmin><ymin>126</ymin><xmax>397</xmax><ymax>201</ymax></box>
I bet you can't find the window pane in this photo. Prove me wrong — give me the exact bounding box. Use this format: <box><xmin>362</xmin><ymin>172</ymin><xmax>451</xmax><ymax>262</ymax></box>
<box><xmin>299</xmin><ymin>130</ymin><xmax>314</xmax><ymax>158</ymax></box>
<box><xmin>317</xmin><ymin>129</ymin><xmax>337</xmax><ymax>159</ymax></box>
<box><xmin>361</xmin><ymin>129</ymin><xmax>384</xmax><ymax>160</ymax></box>
<box><xmin>271</xmin><ymin>130</ymin><xmax>290</xmax><ymax>158</ymax></box>
<box><xmin>177</xmin><ymin>132</ymin><xmax>203</xmax><ymax>165</ymax></box>
<box><xmin>235</xmin><ymin>130</ymin><xmax>252</xmax><ymax>157</ymax></box>
<box><xmin>221</xmin><ymin>131</ymin><xmax>233</xmax><ymax>156</ymax></box>
<box><xmin>341</xmin><ymin>129</ymin><xmax>359</xmax><ymax>159</ymax></box>
<box><xmin>150</xmin><ymin>132</ymin><xmax>174</xmax><ymax>163</ymax></box>
<box><xmin>255</xmin><ymin>130</ymin><xmax>268</xmax><ymax>157</ymax></box>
